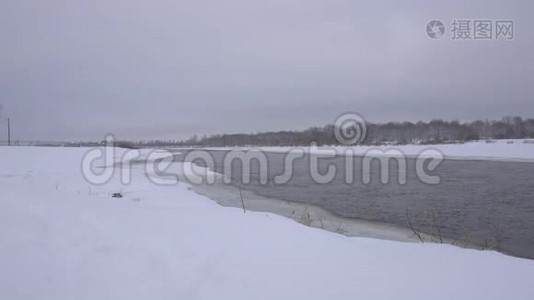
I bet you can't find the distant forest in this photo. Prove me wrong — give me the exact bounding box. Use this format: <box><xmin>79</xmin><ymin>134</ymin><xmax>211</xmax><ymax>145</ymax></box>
<box><xmin>126</xmin><ymin>116</ymin><xmax>534</xmax><ymax>148</ymax></box>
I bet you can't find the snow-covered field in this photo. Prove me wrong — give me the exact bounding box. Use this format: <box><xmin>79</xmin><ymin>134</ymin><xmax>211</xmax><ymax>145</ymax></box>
<box><xmin>1</xmin><ymin>145</ymin><xmax>534</xmax><ymax>299</ymax></box>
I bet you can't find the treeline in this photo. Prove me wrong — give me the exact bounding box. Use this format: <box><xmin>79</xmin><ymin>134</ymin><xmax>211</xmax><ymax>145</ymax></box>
<box><xmin>131</xmin><ymin>116</ymin><xmax>534</xmax><ymax>147</ymax></box>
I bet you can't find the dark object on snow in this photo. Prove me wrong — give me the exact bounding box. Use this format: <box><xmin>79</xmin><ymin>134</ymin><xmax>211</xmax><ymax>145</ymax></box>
<box><xmin>112</xmin><ymin>192</ymin><xmax>123</xmax><ymax>198</ymax></box>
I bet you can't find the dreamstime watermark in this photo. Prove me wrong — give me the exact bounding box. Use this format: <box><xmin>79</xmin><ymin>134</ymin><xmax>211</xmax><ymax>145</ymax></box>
<box><xmin>333</xmin><ymin>112</ymin><xmax>367</xmax><ymax>145</ymax></box>
<box><xmin>81</xmin><ymin>113</ymin><xmax>445</xmax><ymax>187</ymax></box>
<box><xmin>426</xmin><ymin>19</ymin><xmax>514</xmax><ymax>40</ymax></box>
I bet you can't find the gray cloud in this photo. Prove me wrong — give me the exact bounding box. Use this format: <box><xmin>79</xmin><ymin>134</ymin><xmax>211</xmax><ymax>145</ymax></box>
<box><xmin>1</xmin><ymin>0</ymin><xmax>533</xmax><ymax>141</ymax></box>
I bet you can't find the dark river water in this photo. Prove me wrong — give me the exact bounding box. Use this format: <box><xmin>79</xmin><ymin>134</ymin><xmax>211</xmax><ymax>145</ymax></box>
<box><xmin>172</xmin><ymin>149</ymin><xmax>534</xmax><ymax>259</ymax></box>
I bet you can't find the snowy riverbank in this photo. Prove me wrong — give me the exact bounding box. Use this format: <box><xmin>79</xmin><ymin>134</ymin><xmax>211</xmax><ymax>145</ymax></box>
<box><xmin>201</xmin><ymin>139</ymin><xmax>534</xmax><ymax>162</ymax></box>
<box><xmin>1</xmin><ymin>146</ymin><xmax>534</xmax><ymax>299</ymax></box>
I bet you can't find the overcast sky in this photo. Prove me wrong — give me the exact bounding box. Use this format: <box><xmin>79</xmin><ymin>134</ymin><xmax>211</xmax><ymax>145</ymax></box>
<box><xmin>1</xmin><ymin>0</ymin><xmax>533</xmax><ymax>141</ymax></box>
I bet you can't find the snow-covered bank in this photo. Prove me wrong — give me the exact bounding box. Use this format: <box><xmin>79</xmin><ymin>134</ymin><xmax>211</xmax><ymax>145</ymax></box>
<box><xmin>188</xmin><ymin>174</ymin><xmax>445</xmax><ymax>244</ymax></box>
<box><xmin>201</xmin><ymin>139</ymin><xmax>534</xmax><ymax>162</ymax></box>
<box><xmin>1</xmin><ymin>146</ymin><xmax>534</xmax><ymax>299</ymax></box>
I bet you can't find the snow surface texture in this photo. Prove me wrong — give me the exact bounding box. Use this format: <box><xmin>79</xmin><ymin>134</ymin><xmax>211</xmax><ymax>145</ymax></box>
<box><xmin>1</xmin><ymin>145</ymin><xmax>534</xmax><ymax>299</ymax></box>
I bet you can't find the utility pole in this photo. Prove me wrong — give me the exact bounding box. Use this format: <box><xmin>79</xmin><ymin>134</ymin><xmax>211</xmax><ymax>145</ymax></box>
<box><xmin>7</xmin><ymin>118</ymin><xmax>10</xmax><ymax>146</ymax></box>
